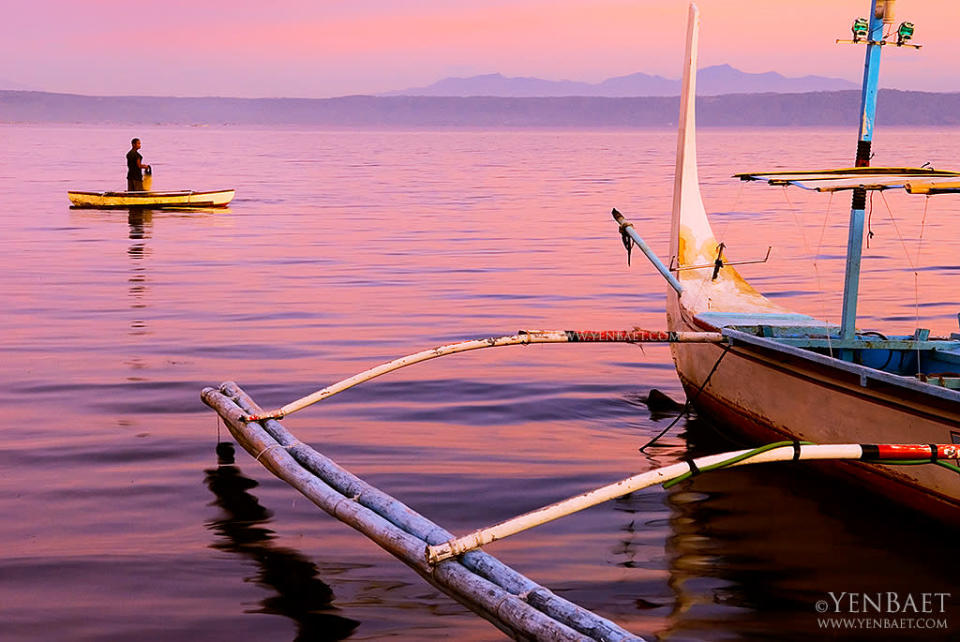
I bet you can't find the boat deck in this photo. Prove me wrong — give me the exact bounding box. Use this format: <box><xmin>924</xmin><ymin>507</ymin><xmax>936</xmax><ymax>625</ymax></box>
<box><xmin>697</xmin><ymin>311</ymin><xmax>835</xmax><ymax>333</ymax></box>
<box><xmin>696</xmin><ymin>310</ymin><xmax>960</xmax><ymax>394</ymax></box>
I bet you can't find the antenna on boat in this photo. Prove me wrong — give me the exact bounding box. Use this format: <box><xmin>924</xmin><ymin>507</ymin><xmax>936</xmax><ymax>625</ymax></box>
<box><xmin>836</xmin><ymin>0</ymin><xmax>920</xmax><ymax>342</ymax></box>
<box><xmin>670</xmin><ymin>243</ymin><xmax>772</xmax><ymax>280</ymax></box>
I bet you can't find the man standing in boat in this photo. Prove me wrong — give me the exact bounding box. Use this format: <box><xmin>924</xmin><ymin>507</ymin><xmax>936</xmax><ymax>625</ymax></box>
<box><xmin>126</xmin><ymin>138</ymin><xmax>151</xmax><ymax>192</ymax></box>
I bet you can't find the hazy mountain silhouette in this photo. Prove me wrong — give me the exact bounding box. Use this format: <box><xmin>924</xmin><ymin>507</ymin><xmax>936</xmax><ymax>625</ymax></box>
<box><xmin>3</xmin><ymin>89</ymin><xmax>959</xmax><ymax>128</ymax></box>
<box><xmin>382</xmin><ymin>65</ymin><xmax>857</xmax><ymax>97</ymax></box>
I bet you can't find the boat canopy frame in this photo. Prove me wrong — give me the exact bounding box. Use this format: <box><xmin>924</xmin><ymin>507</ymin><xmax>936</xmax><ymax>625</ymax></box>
<box><xmin>734</xmin><ymin>167</ymin><xmax>960</xmax><ymax>194</ymax></box>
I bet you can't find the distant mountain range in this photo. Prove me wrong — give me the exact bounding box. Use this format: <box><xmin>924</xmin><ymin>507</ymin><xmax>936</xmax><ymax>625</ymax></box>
<box><xmin>4</xmin><ymin>89</ymin><xmax>960</xmax><ymax>128</ymax></box>
<box><xmin>0</xmin><ymin>65</ymin><xmax>857</xmax><ymax>98</ymax></box>
<box><xmin>382</xmin><ymin>65</ymin><xmax>858</xmax><ymax>97</ymax></box>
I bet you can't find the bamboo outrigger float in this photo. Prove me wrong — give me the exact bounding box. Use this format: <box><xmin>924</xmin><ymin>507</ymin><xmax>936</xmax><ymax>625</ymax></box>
<box><xmin>203</xmin><ymin>329</ymin><xmax>960</xmax><ymax>638</ymax></box>
<box><xmin>203</xmin><ymin>380</ymin><xmax>645</xmax><ymax>642</ymax></box>
<box><xmin>202</xmin><ymin>1</ymin><xmax>960</xmax><ymax>637</ymax></box>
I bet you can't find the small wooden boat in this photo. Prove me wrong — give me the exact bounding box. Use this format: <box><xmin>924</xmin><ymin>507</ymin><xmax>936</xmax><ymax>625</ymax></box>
<box><xmin>67</xmin><ymin>188</ymin><xmax>234</xmax><ymax>209</ymax></box>
<box><xmin>618</xmin><ymin>1</ymin><xmax>960</xmax><ymax>513</ymax></box>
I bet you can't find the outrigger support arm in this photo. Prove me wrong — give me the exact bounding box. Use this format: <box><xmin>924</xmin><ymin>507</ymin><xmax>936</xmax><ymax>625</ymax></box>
<box><xmin>240</xmin><ymin>328</ymin><xmax>723</xmax><ymax>422</ymax></box>
<box><xmin>426</xmin><ymin>441</ymin><xmax>960</xmax><ymax>564</ymax></box>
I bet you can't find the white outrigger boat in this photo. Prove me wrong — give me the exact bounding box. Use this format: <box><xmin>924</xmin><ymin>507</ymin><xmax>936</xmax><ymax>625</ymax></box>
<box><xmin>202</xmin><ymin>1</ymin><xmax>959</xmax><ymax>638</ymax></box>
<box><xmin>68</xmin><ymin>188</ymin><xmax>235</xmax><ymax>209</ymax></box>
<box><xmin>612</xmin><ymin>0</ymin><xmax>960</xmax><ymax>515</ymax></box>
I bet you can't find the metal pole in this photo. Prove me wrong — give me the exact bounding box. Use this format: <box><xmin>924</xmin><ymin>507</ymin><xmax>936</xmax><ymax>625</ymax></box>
<box><xmin>840</xmin><ymin>0</ymin><xmax>885</xmax><ymax>341</ymax></box>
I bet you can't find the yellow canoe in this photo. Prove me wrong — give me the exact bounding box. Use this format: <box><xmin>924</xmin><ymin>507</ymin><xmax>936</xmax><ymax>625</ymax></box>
<box><xmin>68</xmin><ymin>189</ymin><xmax>235</xmax><ymax>209</ymax></box>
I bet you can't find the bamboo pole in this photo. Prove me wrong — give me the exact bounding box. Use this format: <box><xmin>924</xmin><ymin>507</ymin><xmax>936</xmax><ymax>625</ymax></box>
<box><xmin>203</xmin><ymin>382</ymin><xmax>645</xmax><ymax>642</ymax></box>
<box><xmin>242</xmin><ymin>329</ymin><xmax>724</xmax><ymax>421</ymax></box>
<box><xmin>424</xmin><ymin>442</ymin><xmax>948</xmax><ymax>563</ymax></box>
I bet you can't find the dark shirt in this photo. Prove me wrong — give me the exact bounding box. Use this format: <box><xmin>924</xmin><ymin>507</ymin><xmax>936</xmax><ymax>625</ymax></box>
<box><xmin>126</xmin><ymin>149</ymin><xmax>142</xmax><ymax>180</ymax></box>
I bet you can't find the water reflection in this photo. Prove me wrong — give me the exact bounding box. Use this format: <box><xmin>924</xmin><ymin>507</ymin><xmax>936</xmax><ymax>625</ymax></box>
<box><xmin>203</xmin><ymin>442</ymin><xmax>360</xmax><ymax>641</ymax></box>
<box><xmin>23</xmin><ymin>127</ymin><xmax>960</xmax><ymax>640</ymax></box>
<box><xmin>648</xmin><ymin>417</ymin><xmax>960</xmax><ymax>640</ymax></box>
<box><xmin>127</xmin><ymin>208</ymin><xmax>153</xmax><ymax>238</ymax></box>
<box><xmin>64</xmin><ymin>204</ymin><xmax>225</xmax><ymax>381</ymax></box>
<box><xmin>127</xmin><ymin>208</ymin><xmax>152</xmax><ymax>334</ymax></box>
<box><xmin>124</xmin><ymin>208</ymin><xmax>153</xmax><ymax>377</ymax></box>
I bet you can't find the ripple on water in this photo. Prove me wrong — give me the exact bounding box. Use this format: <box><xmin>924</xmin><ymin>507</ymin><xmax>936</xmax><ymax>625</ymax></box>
<box><xmin>3</xmin><ymin>126</ymin><xmax>960</xmax><ymax>641</ymax></box>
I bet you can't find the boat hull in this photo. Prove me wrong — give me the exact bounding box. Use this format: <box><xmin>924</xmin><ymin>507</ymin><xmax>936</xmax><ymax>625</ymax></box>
<box><xmin>670</xmin><ymin>329</ymin><xmax>960</xmax><ymax>513</ymax></box>
<box><xmin>655</xmin><ymin>4</ymin><xmax>960</xmax><ymax>517</ymax></box>
<box><xmin>68</xmin><ymin>189</ymin><xmax>234</xmax><ymax>209</ymax></box>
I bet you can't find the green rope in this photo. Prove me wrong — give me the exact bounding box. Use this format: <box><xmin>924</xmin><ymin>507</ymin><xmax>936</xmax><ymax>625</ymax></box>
<box><xmin>936</xmin><ymin>460</ymin><xmax>960</xmax><ymax>475</ymax></box>
<box><xmin>867</xmin><ymin>460</ymin><xmax>960</xmax><ymax>474</ymax></box>
<box><xmin>663</xmin><ymin>441</ymin><xmax>813</xmax><ymax>489</ymax></box>
<box><xmin>664</xmin><ymin>444</ymin><xmax>960</xmax><ymax>489</ymax></box>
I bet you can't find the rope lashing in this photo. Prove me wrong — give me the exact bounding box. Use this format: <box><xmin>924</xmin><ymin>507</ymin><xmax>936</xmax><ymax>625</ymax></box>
<box><xmin>610</xmin><ymin>208</ymin><xmax>685</xmax><ymax>294</ymax></box>
<box><xmin>618</xmin><ymin>218</ymin><xmax>635</xmax><ymax>265</ymax></box>
<box><xmin>254</xmin><ymin>442</ymin><xmax>286</xmax><ymax>463</ymax></box>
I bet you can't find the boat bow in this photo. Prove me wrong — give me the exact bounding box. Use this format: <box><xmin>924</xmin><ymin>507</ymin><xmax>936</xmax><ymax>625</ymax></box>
<box><xmin>668</xmin><ymin>4</ymin><xmax>787</xmax><ymax>333</ymax></box>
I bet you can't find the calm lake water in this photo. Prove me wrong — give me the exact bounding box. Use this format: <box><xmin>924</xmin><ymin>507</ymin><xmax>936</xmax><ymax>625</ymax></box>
<box><xmin>2</xmin><ymin>124</ymin><xmax>959</xmax><ymax>640</ymax></box>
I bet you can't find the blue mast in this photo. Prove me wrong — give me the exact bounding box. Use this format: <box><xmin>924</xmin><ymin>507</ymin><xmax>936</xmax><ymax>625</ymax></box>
<box><xmin>839</xmin><ymin>1</ymin><xmax>886</xmax><ymax>341</ymax></box>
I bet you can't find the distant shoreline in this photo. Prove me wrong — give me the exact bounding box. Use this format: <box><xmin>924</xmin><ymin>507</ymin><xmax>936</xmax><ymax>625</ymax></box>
<box><xmin>3</xmin><ymin>89</ymin><xmax>960</xmax><ymax>128</ymax></box>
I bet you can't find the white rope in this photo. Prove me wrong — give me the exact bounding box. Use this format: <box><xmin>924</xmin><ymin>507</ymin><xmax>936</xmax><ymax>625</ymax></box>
<box><xmin>782</xmin><ymin>184</ymin><xmax>814</xmax><ymax>257</ymax></box>
<box><xmin>252</xmin><ymin>437</ymin><xmax>305</xmax><ymax>462</ymax></box>
<box><xmin>916</xmin><ymin>196</ymin><xmax>930</xmax><ymax>267</ymax></box>
<box><xmin>814</xmin><ymin>192</ymin><xmax>836</xmax><ymax>357</ymax></box>
<box><xmin>878</xmin><ymin>191</ymin><xmax>923</xmax><ymax>374</ymax></box>
<box><xmin>879</xmin><ymin>191</ymin><xmax>916</xmax><ymax>270</ymax></box>
<box><xmin>781</xmin><ymin>184</ymin><xmax>832</xmax><ymax>333</ymax></box>
<box><xmin>915</xmin><ymin>196</ymin><xmax>931</xmax><ymax>374</ymax></box>
<box><xmin>254</xmin><ymin>443</ymin><xmax>285</xmax><ymax>462</ymax></box>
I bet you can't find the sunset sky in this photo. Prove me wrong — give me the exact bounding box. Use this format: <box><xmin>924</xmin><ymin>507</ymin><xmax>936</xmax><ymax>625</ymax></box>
<box><xmin>3</xmin><ymin>0</ymin><xmax>959</xmax><ymax>98</ymax></box>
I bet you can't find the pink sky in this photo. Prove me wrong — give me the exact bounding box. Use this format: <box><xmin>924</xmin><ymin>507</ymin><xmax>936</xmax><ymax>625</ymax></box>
<box><xmin>3</xmin><ymin>0</ymin><xmax>958</xmax><ymax>97</ymax></box>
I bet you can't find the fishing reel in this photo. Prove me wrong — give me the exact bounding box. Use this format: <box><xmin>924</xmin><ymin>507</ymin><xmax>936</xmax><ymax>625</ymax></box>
<box><xmin>842</xmin><ymin>0</ymin><xmax>919</xmax><ymax>49</ymax></box>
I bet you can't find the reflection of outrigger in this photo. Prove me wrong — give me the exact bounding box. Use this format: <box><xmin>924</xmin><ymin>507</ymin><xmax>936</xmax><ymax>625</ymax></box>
<box><xmin>202</xmin><ymin>2</ymin><xmax>960</xmax><ymax>639</ymax></box>
<box><xmin>204</xmin><ymin>443</ymin><xmax>359</xmax><ymax>640</ymax></box>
